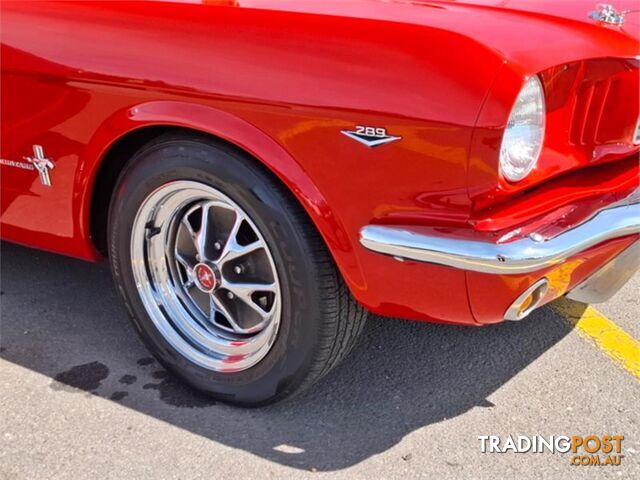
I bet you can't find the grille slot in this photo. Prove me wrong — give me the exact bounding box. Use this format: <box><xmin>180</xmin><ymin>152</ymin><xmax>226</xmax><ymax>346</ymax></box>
<box><xmin>569</xmin><ymin>79</ymin><xmax>613</xmax><ymax>146</ymax></box>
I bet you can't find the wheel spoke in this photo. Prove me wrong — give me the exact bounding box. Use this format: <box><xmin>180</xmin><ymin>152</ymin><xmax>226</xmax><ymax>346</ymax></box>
<box><xmin>217</xmin><ymin>214</ymin><xmax>265</xmax><ymax>265</ymax></box>
<box><xmin>217</xmin><ymin>214</ymin><xmax>242</xmax><ymax>262</ymax></box>
<box><xmin>195</xmin><ymin>203</ymin><xmax>211</xmax><ymax>260</ymax></box>
<box><xmin>221</xmin><ymin>239</ymin><xmax>264</xmax><ymax>266</ymax></box>
<box><xmin>174</xmin><ymin>250</ymin><xmax>197</xmax><ymax>289</ymax></box>
<box><xmin>175</xmin><ymin>251</ymin><xmax>193</xmax><ymax>270</ymax></box>
<box><xmin>181</xmin><ymin>216</ymin><xmax>197</xmax><ymax>245</ymax></box>
<box><xmin>210</xmin><ymin>294</ymin><xmax>246</xmax><ymax>333</ymax></box>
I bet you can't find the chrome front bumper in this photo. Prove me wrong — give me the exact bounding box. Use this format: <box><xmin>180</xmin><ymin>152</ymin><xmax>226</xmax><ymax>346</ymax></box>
<box><xmin>360</xmin><ymin>190</ymin><xmax>640</xmax><ymax>275</ymax></box>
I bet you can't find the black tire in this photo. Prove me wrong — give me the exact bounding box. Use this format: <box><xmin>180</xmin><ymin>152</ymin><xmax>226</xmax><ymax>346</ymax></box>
<box><xmin>108</xmin><ymin>132</ymin><xmax>367</xmax><ymax>406</ymax></box>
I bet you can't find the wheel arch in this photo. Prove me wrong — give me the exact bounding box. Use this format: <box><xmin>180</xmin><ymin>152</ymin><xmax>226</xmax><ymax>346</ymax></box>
<box><xmin>83</xmin><ymin>100</ymin><xmax>366</xmax><ymax>292</ymax></box>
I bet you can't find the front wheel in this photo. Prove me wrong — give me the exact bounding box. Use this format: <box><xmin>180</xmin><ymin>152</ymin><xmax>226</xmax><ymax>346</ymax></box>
<box><xmin>108</xmin><ymin>133</ymin><xmax>367</xmax><ymax>406</ymax></box>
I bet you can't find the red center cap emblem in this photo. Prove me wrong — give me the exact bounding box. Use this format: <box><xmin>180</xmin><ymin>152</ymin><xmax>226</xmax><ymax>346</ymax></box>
<box><xmin>194</xmin><ymin>263</ymin><xmax>217</xmax><ymax>292</ymax></box>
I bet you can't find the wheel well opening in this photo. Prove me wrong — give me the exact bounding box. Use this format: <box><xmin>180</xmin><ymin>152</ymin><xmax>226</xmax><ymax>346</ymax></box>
<box><xmin>90</xmin><ymin>126</ymin><xmax>172</xmax><ymax>255</ymax></box>
<box><xmin>90</xmin><ymin>126</ymin><xmax>315</xmax><ymax>258</ymax></box>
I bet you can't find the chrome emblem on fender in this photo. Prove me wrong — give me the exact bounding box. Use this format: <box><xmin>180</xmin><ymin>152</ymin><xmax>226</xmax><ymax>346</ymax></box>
<box><xmin>589</xmin><ymin>4</ymin><xmax>626</xmax><ymax>25</ymax></box>
<box><xmin>24</xmin><ymin>145</ymin><xmax>55</xmax><ymax>187</ymax></box>
<box><xmin>341</xmin><ymin>126</ymin><xmax>402</xmax><ymax>148</ymax></box>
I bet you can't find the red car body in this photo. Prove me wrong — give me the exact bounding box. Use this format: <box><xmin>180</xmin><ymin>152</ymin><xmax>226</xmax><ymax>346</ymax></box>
<box><xmin>2</xmin><ymin>0</ymin><xmax>639</xmax><ymax>325</ymax></box>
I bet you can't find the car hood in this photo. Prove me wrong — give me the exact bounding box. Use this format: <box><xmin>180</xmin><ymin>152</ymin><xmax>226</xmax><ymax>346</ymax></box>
<box><xmin>233</xmin><ymin>0</ymin><xmax>639</xmax><ymax>74</ymax></box>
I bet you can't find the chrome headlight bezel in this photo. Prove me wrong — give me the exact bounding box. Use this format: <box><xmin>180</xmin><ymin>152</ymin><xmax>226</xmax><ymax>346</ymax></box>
<box><xmin>499</xmin><ymin>75</ymin><xmax>546</xmax><ymax>183</ymax></box>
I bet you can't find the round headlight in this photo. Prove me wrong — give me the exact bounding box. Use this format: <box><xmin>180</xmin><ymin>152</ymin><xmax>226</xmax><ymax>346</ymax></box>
<box><xmin>499</xmin><ymin>76</ymin><xmax>545</xmax><ymax>182</ymax></box>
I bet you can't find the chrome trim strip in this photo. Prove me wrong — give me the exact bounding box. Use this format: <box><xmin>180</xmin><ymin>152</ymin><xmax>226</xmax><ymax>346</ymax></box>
<box><xmin>359</xmin><ymin>194</ymin><xmax>640</xmax><ymax>274</ymax></box>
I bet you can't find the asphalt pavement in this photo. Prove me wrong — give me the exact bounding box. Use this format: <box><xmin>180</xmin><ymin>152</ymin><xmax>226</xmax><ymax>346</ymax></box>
<box><xmin>1</xmin><ymin>241</ymin><xmax>638</xmax><ymax>479</ymax></box>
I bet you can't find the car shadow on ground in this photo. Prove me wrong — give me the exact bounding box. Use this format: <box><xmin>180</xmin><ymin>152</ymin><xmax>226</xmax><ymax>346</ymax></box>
<box><xmin>0</xmin><ymin>241</ymin><xmax>581</xmax><ymax>471</ymax></box>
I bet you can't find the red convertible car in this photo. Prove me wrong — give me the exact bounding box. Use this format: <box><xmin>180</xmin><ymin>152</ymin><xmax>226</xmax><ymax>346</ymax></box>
<box><xmin>1</xmin><ymin>0</ymin><xmax>639</xmax><ymax>405</ymax></box>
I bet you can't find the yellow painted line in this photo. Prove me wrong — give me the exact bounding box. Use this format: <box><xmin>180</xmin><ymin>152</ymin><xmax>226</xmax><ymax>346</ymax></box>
<box><xmin>554</xmin><ymin>298</ymin><xmax>640</xmax><ymax>381</ymax></box>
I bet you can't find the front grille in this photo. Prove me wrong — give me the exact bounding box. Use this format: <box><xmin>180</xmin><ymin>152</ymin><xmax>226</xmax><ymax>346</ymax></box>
<box><xmin>567</xmin><ymin>58</ymin><xmax>639</xmax><ymax>147</ymax></box>
<box><xmin>569</xmin><ymin>78</ymin><xmax>616</xmax><ymax>146</ymax></box>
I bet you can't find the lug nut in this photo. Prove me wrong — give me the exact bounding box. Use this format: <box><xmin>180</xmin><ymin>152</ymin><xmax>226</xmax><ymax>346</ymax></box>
<box><xmin>214</xmin><ymin>241</ymin><xmax>222</xmax><ymax>250</ymax></box>
<box><xmin>227</xmin><ymin>292</ymin><xmax>234</xmax><ymax>299</ymax></box>
<box><xmin>234</xmin><ymin>265</ymin><xmax>243</xmax><ymax>275</ymax></box>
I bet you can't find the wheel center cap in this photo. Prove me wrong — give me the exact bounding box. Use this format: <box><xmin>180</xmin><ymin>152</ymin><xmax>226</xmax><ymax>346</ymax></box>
<box><xmin>194</xmin><ymin>263</ymin><xmax>218</xmax><ymax>292</ymax></box>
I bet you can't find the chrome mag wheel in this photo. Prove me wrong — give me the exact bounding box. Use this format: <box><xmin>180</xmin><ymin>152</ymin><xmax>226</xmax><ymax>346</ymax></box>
<box><xmin>130</xmin><ymin>181</ymin><xmax>281</xmax><ymax>372</ymax></box>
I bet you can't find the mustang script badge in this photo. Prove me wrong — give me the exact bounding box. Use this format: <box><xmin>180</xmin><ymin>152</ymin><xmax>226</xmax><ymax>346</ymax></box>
<box><xmin>341</xmin><ymin>126</ymin><xmax>402</xmax><ymax>148</ymax></box>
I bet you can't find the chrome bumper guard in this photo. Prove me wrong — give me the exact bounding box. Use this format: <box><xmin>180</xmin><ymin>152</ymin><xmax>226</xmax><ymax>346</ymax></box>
<box><xmin>567</xmin><ymin>240</ymin><xmax>640</xmax><ymax>303</ymax></box>
<box><xmin>359</xmin><ymin>191</ymin><xmax>640</xmax><ymax>275</ymax></box>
